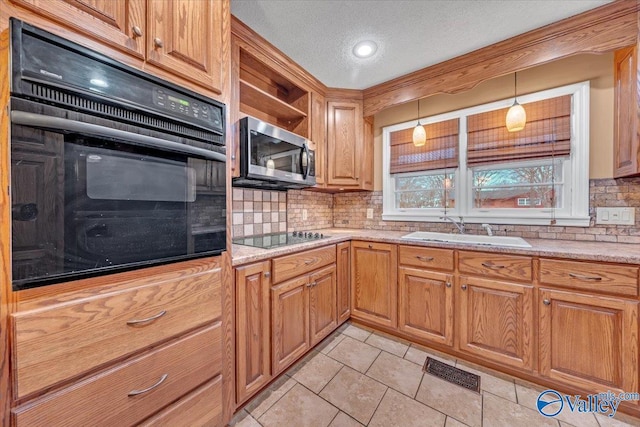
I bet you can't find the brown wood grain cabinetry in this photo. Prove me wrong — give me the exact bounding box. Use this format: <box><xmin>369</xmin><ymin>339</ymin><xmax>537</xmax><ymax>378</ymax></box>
<box><xmin>351</xmin><ymin>241</ymin><xmax>398</xmax><ymax>329</ymax></box>
<box><xmin>326</xmin><ymin>100</ymin><xmax>363</xmax><ymax>187</ymax></box>
<box><xmin>311</xmin><ymin>92</ymin><xmax>326</xmax><ymax>186</ymax></box>
<box><xmin>309</xmin><ymin>265</ymin><xmax>338</xmax><ymax>345</ymax></box>
<box><xmin>399</xmin><ymin>245</ymin><xmax>454</xmax><ymax>271</ymax></box>
<box><xmin>539</xmin><ymin>288</ymin><xmax>638</xmax><ymax>394</ymax></box>
<box><xmin>458</xmin><ymin>276</ymin><xmax>534</xmax><ymax>371</ymax></box>
<box><xmin>458</xmin><ymin>251</ymin><xmax>532</xmax><ymax>282</ymax></box>
<box><xmin>272</xmin><ymin>245</ymin><xmax>336</xmax><ymax>284</ymax></box>
<box><xmin>614</xmin><ymin>45</ymin><xmax>640</xmax><ymax>177</ymax></box>
<box><xmin>235</xmin><ymin>261</ymin><xmax>271</xmax><ymax>404</ymax></box>
<box><xmin>12</xmin><ymin>324</ymin><xmax>222</xmax><ymax>426</ymax></box>
<box><xmin>336</xmin><ymin>241</ymin><xmax>351</xmax><ymax>324</ymax></box>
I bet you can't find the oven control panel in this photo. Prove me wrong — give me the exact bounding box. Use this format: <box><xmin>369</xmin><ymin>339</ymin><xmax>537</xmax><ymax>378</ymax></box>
<box><xmin>152</xmin><ymin>87</ymin><xmax>222</xmax><ymax>129</ymax></box>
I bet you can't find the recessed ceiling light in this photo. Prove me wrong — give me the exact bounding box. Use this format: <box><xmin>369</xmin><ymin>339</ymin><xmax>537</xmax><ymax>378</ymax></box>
<box><xmin>353</xmin><ymin>40</ymin><xmax>377</xmax><ymax>58</ymax></box>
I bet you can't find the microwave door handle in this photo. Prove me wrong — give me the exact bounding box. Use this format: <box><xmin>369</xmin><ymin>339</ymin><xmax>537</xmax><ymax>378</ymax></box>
<box><xmin>11</xmin><ymin>111</ymin><xmax>226</xmax><ymax>163</ymax></box>
<box><xmin>302</xmin><ymin>143</ymin><xmax>310</xmax><ymax>179</ymax></box>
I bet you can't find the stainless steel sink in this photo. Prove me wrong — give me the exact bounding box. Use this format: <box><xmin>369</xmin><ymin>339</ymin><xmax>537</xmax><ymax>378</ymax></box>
<box><xmin>401</xmin><ymin>231</ymin><xmax>532</xmax><ymax>248</ymax></box>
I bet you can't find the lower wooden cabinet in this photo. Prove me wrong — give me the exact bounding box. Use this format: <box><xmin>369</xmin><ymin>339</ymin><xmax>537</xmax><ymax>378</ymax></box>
<box><xmin>539</xmin><ymin>288</ymin><xmax>639</xmax><ymax>394</ymax></box>
<box><xmin>336</xmin><ymin>242</ymin><xmax>351</xmax><ymax>324</ymax></box>
<box><xmin>310</xmin><ymin>265</ymin><xmax>338</xmax><ymax>346</ymax></box>
<box><xmin>398</xmin><ymin>267</ymin><xmax>453</xmax><ymax>347</ymax></box>
<box><xmin>235</xmin><ymin>260</ymin><xmax>271</xmax><ymax>404</ymax></box>
<box><xmin>458</xmin><ymin>276</ymin><xmax>534</xmax><ymax>371</ymax></box>
<box><xmin>351</xmin><ymin>241</ymin><xmax>398</xmax><ymax>329</ymax></box>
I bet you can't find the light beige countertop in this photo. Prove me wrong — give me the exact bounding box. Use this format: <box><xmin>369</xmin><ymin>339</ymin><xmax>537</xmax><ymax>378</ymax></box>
<box><xmin>231</xmin><ymin>228</ymin><xmax>640</xmax><ymax>266</ymax></box>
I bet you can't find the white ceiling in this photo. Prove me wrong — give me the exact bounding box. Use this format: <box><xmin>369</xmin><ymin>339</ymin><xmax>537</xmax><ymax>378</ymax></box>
<box><xmin>231</xmin><ymin>0</ymin><xmax>611</xmax><ymax>90</ymax></box>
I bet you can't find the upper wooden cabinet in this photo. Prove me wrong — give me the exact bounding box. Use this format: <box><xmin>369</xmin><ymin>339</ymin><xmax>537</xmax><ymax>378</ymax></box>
<box><xmin>11</xmin><ymin>0</ymin><xmax>226</xmax><ymax>94</ymax></box>
<box><xmin>614</xmin><ymin>45</ymin><xmax>640</xmax><ymax>177</ymax></box>
<box><xmin>310</xmin><ymin>92</ymin><xmax>327</xmax><ymax>186</ymax></box>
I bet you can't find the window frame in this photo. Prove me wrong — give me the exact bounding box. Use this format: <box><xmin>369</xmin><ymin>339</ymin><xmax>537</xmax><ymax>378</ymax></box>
<box><xmin>382</xmin><ymin>81</ymin><xmax>590</xmax><ymax>226</ymax></box>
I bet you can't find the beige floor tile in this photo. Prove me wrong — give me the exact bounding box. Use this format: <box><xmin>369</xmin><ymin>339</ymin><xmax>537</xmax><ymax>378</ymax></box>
<box><xmin>515</xmin><ymin>383</ymin><xmax>599</xmax><ymax>427</ymax></box>
<box><xmin>365</xmin><ymin>333</ymin><xmax>409</xmax><ymax>357</ymax></box>
<box><xmin>292</xmin><ymin>352</ymin><xmax>344</xmax><ymax>393</ymax></box>
<box><xmin>342</xmin><ymin>324</ymin><xmax>373</xmax><ymax>341</ymax></box>
<box><xmin>369</xmin><ymin>388</ymin><xmax>446</xmax><ymax>427</ymax></box>
<box><xmin>404</xmin><ymin>344</ymin><xmax>456</xmax><ymax>366</ymax></box>
<box><xmin>285</xmin><ymin>350</ymin><xmax>318</xmax><ymax>377</ymax></box>
<box><xmin>445</xmin><ymin>416</ymin><xmax>470</xmax><ymax>427</ymax></box>
<box><xmin>327</xmin><ymin>336</ymin><xmax>381</xmax><ymax>373</ymax></box>
<box><xmin>483</xmin><ymin>392</ymin><xmax>557</xmax><ymax>427</ymax></box>
<box><xmin>416</xmin><ymin>373</ymin><xmax>482</xmax><ymax>427</ymax></box>
<box><xmin>328</xmin><ymin>411</ymin><xmax>364</xmax><ymax>427</ymax></box>
<box><xmin>455</xmin><ymin>361</ymin><xmax>517</xmax><ymax>403</ymax></box>
<box><xmin>366</xmin><ymin>351</ymin><xmax>424</xmax><ymax>397</ymax></box>
<box><xmin>244</xmin><ymin>376</ymin><xmax>297</xmax><ymax>419</ymax></box>
<box><xmin>319</xmin><ymin>366</ymin><xmax>387</xmax><ymax>425</ymax></box>
<box><xmin>596</xmin><ymin>412</ymin><xmax>640</xmax><ymax>427</ymax></box>
<box><xmin>259</xmin><ymin>383</ymin><xmax>338</xmax><ymax>427</ymax></box>
<box><xmin>317</xmin><ymin>331</ymin><xmax>346</xmax><ymax>355</ymax></box>
<box><xmin>234</xmin><ymin>413</ymin><xmax>262</xmax><ymax>427</ymax></box>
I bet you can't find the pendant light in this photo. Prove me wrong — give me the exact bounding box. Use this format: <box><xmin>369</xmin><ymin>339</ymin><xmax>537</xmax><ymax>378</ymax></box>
<box><xmin>412</xmin><ymin>99</ymin><xmax>426</xmax><ymax>146</ymax></box>
<box><xmin>506</xmin><ymin>72</ymin><xmax>526</xmax><ymax>132</ymax></box>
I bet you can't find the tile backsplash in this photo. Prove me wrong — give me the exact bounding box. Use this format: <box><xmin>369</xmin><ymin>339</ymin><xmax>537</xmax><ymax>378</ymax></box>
<box><xmin>232</xmin><ymin>188</ymin><xmax>287</xmax><ymax>238</ymax></box>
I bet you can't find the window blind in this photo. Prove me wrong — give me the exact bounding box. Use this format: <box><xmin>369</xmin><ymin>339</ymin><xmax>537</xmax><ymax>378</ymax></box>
<box><xmin>467</xmin><ymin>95</ymin><xmax>571</xmax><ymax>166</ymax></box>
<box><xmin>389</xmin><ymin>118</ymin><xmax>459</xmax><ymax>174</ymax></box>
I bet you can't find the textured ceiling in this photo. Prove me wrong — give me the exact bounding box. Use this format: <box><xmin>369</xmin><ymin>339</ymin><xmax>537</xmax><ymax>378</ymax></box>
<box><xmin>231</xmin><ymin>0</ymin><xmax>611</xmax><ymax>90</ymax></box>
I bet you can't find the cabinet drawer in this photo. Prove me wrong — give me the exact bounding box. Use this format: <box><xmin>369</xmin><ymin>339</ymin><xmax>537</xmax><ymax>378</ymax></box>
<box><xmin>540</xmin><ymin>259</ymin><xmax>638</xmax><ymax>296</ymax></box>
<box><xmin>273</xmin><ymin>245</ymin><xmax>336</xmax><ymax>283</ymax></box>
<box><xmin>458</xmin><ymin>251</ymin><xmax>532</xmax><ymax>282</ymax></box>
<box><xmin>399</xmin><ymin>245</ymin><xmax>454</xmax><ymax>271</ymax></box>
<box><xmin>13</xmin><ymin>324</ymin><xmax>222</xmax><ymax>427</ymax></box>
<box><xmin>139</xmin><ymin>376</ymin><xmax>222</xmax><ymax>427</ymax></box>
<box><xmin>12</xmin><ymin>267</ymin><xmax>221</xmax><ymax>398</ymax></box>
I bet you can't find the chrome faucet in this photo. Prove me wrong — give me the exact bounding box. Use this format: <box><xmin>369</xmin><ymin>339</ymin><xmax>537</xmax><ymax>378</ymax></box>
<box><xmin>440</xmin><ymin>216</ymin><xmax>465</xmax><ymax>234</ymax></box>
<box><xmin>482</xmin><ymin>223</ymin><xmax>494</xmax><ymax>236</ymax></box>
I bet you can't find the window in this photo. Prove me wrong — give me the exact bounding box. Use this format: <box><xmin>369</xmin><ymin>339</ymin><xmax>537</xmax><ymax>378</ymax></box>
<box><xmin>382</xmin><ymin>82</ymin><xmax>590</xmax><ymax>226</ymax></box>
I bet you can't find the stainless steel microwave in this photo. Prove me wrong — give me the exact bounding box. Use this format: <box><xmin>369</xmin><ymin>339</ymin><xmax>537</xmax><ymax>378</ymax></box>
<box><xmin>234</xmin><ymin>116</ymin><xmax>316</xmax><ymax>190</ymax></box>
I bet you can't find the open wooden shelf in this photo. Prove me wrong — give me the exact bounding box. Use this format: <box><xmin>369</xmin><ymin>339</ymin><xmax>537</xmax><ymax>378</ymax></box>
<box><xmin>239</xmin><ymin>79</ymin><xmax>307</xmax><ymax>122</ymax></box>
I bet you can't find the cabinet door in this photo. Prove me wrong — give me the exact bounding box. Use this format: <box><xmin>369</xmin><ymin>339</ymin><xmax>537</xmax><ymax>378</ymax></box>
<box><xmin>271</xmin><ymin>276</ymin><xmax>310</xmax><ymax>375</ymax></box>
<box><xmin>235</xmin><ymin>261</ymin><xmax>271</xmax><ymax>404</ymax></box>
<box><xmin>147</xmin><ymin>0</ymin><xmax>223</xmax><ymax>93</ymax></box>
<box><xmin>458</xmin><ymin>276</ymin><xmax>534</xmax><ymax>371</ymax></box>
<box><xmin>336</xmin><ymin>242</ymin><xmax>351</xmax><ymax>324</ymax></box>
<box><xmin>327</xmin><ymin>100</ymin><xmax>363</xmax><ymax>187</ymax></box>
<box><xmin>539</xmin><ymin>288</ymin><xmax>638</xmax><ymax>394</ymax></box>
<box><xmin>309</xmin><ymin>265</ymin><xmax>337</xmax><ymax>346</ymax></box>
<box><xmin>614</xmin><ymin>46</ymin><xmax>639</xmax><ymax>177</ymax></box>
<box><xmin>11</xmin><ymin>0</ymin><xmax>146</xmax><ymax>58</ymax></box>
<box><xmin>311</xmin><ymin>92</ymin><xmax>326</xmax><ymax>186</ymax></box>
<box><xmin>399</xmin><ymin>267</ymin><xmax>453</xmax><ymax>347</ymax></box>
<box><xmin>351</xmin><ymin>241</ymin><xmax>398</xmax><ymax>329</ymax></box>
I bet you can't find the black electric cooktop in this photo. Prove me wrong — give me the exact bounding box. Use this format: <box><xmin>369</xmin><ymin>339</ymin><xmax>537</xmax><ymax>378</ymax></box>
<box><xmin>232</xmin><ymin>231</ymin><xmax>329</xmax><ymax>249</ymax></box>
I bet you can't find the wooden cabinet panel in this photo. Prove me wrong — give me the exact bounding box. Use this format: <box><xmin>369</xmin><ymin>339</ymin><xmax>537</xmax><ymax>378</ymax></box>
<box><xmin>311</xmin><ymin>92</ymin><xmax>326</xmax><ymax>186</ymax></box>
<box><xmin>309</xmin><ymin>265</ymin><xmax>337</xmax><ymax>346</ymax></box>
<box><xmin>272</xmin><ymin>244</ymin><xmax>336</xmax><ymax>284</ymax></box>
<box><xmin>10</xmin><ymin>0</ymin><xmax>146</xmax><ymax>58</ymax></box>
<box><xmin>327</xmin><ymin>100</ymin><xmax>363</xmax><ymax>187</ymax></box>
<box><xmin>614</xmin><ymin>46</ymin><xmax>639</xmax><ymax>177</ymax></box>
<box><xmin>458</xmin><ymin>276</ymin><xmax>534</xmax><ymax>371</ymax></box>
<box><xmin>147</xmin><ymin>0</ymin><xmax>223</xmax><ymax>93</ymax></box>
<box><xmin>539</xmin><ymin>288</ymin><xmax>638</xmax><ymax>394</ymax></box>
<box><xmin>361</xmin><ymin>116</ymin><xmax>374</xmax><ymax>190</ymax></box>
<box><xmin>12</xmin><ymin>267</ymin><xmax>221</xmax><ymax>399</ymax></box>
<box><xmin>458</xmin><ymin>251</ymin><xmax>532</xmax><ymax>282</ymax></box>
<box><xmin>399</xmin><ymin>267</ymin><xmax>453</xmax><ymax>347</ymax></box>
<box><xmin>398</xmin><ymin>245</ymin><xmax>454</xmax><ymax>271</ymax></box>
<box><xmin>336</xmin><ymin>242</ymin><xmax>351</xmax><ymax>324</ymax></box>
<box><xmin>139</xmin><ymin>376</ymin><xmax>222</xmax><ymax>427</ymax></box>
<box><xmin>12</xmin><ymin>324</ymin><xmax>221</xmax><ymax>426</ymax></box>
<box><xmin>540</xmin><ymin>259</ymin><xmax>638</xmax><ymax>297</ymax></box>
<box><xmin>235</xmin><ymin>261</ymin><xmax>271</xmax><ymax>404</ymax></box>
<box><xmin>351</xmin><ymin>241</ymin><xmax>398</xmax><ymax>329</ymax></box>
<box><xmin>271</xmin><ymin>276</ymin><xmax>310</xmax><ymax>375</ymax></box>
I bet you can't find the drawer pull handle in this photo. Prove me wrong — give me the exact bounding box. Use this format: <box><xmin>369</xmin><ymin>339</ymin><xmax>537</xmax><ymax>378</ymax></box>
<box><xmin>416</xmin><ymin>256</ymin><xmax>435</xmax><ymax>262</ymax></box>
<box><xmin>481</xmin><ymin>262</ymin><xmax>505</xmax><ymax>270</ymax></box>
<box><xmin>543</xmin><ymin>299</ymin><xmax>551</xmax><ymax>306</ymax></box>
<box><xmin>305</xmin><ymin>260</ymin><xmax>313</xmax><ymax>265</ymax></box>
<box><xmin>461</xmin><ymin>284</ymin><xmax>467</xmax><ymax>291</ymax></box>
<box><xmin>128</xmin><ymin>373</ymin><xmax>168</xmax><ymax>397</ymax></box>
<box><xmin>569</xmin><ymin>273</ymin><xmax>602</xmax><ymax>281</ymax></box>
<box><xmin>126</xmin><ymin>310</ymin><xmax>167</xmax><ymax>326</ymax></box>
<box><xmin>132</xmin><ymin>26</ymin><xmax>143</xmax><ymax>37</ymax></box>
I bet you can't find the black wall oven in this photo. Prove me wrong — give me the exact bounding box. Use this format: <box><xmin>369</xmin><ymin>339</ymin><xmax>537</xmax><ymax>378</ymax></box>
<box><xmin>9</xmin><ymin>19</ymin><xmax>226</xmax><ymax>290</ymax></box>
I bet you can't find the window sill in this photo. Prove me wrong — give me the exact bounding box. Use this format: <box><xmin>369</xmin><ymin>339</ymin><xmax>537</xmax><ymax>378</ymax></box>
<box><xmin>382</xmin><ymin>213</ymin><xmax>591</xmax><ymax>227</ymax></box>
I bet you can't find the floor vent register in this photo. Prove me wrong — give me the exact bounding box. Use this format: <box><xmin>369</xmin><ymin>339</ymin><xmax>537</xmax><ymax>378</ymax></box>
<box><xmin>423</xmin><ymin>357</ymin><xmax>481</xmax><ymax>393</ymax></box>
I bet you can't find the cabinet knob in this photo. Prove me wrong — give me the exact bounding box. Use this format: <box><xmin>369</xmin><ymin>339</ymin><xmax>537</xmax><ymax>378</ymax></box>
<box><xmin>543</xmin><ymin>299</ymin><xmax>551</xmax><ymax>306</ymax></box>
<box><xmin>153</xmin><ymin>37</ymin><xmax>164</xmax><ymax>48</ymax></box>
<box><xmin>306</xmin><ymin>282</ymin><xmax>317</xmax><ymax>288</ymax></box>
<box><xmin>368</xmin><ymin>244</ymin><xmax>373</xmax><ymax>249</ymax></box>
<box><xmin>445</xmin><ymin>282</ymin><xmax>452</xmax><ymax>288</ymax></box>
<box><xmin>461</xmin><ymin>284</ymin><xmax>467</xmax><ymax>291</ymax></box>
<box><xmin>132</xmin><ymin>26</ymin><xmax>143</xmax><ymax>37</ymax></box>
<box><xmin>264</xmin><ymin>272</ymin><xmax>271</xmax><ymax>278</ymax></box>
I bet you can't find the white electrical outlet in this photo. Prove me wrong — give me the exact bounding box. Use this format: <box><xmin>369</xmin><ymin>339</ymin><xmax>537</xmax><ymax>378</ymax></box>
<box><xmin>596</xmin><ymin>207</ymin><xmax>635</xmax><ymax>225</ymax></box>
<box><xmin>366</xmin><ymin>208</ymin><xmax>374</xmax><ymax>219</ymax></box>
<box><xmin>302</xmin><ymin>209</ymin><xmax>308</xmax><ymax>220</ymax></box>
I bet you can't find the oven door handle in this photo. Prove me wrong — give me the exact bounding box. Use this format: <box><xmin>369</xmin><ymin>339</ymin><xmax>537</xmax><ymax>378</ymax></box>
<box><xmin>301</xmin><ymin>143</ymin><xmax>310</xmax><ymax>179</ymax></box>
<box><xmin>11</xmin><ymin>111</ymin><xmax>226</xmax><ymax>162</ymax></box>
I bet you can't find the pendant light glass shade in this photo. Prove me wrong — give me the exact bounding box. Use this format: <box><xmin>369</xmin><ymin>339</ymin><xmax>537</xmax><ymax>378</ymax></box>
<box><xmin>506</xmin><ymin>72</ymin><xmax>526</xmax><ymax>132</ymax></box>
<box><xmin>413</xmin><ymin>122</ymin><xmax>426</xmax><ymax>146</ymax></box>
